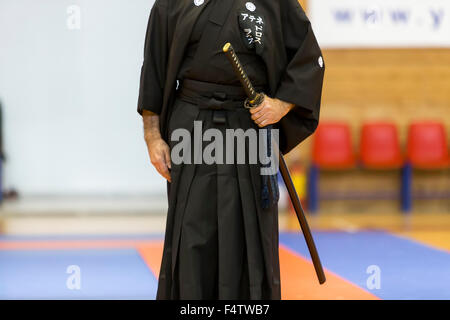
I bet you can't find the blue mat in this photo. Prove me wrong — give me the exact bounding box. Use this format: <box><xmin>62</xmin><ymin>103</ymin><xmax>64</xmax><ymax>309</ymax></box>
<box><xmin>280</xmin><ymin>231</ymin><xmax>450</xmax><ymax>300</ymax></box>
<box><xmin>0</xmin><ymin>248</ymin><xmax>158</xmax><ymax>300</ymax></box>
<box><xmin>2</xmin><ymin>232</ymin><xmax>449</xmax><ymax>299</ymax></box>
<box><xmin>0</xmin><ymin>234</ymin><xmax>164</xmax><ymax>241</ymax></box>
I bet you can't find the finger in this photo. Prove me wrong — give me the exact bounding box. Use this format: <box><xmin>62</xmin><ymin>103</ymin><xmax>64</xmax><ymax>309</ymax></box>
<box><xmin>251</xmin><ymin>108</ymin><xmax>267</xmax><ymax>121</ymax></box>
<box><xmin>250</xmin><ymin>95</ymin><xmax>270</xmax><ymax>114</ymax></box>
<box><xmin>254</xmin><ymin>115</ymin><xmax>269</xmax><ymax>128</ymax></box>
<box><xmin>261</xmin><ymin>118</ymin><xmax>275</xmax><ymax>127</ymax></box>
<box><xmin>260</xmin><ymin>114</ymin><xmax>276</xmax><ymax>127</ymax></box>
<box><xmin>249</xmin><ymin>101</ymin><xmax>265</xmax><ymax>114</ymax></box>
<box><xmin>164</xmin><ymin>148</ymin><xmax>172</xmax><ymax>170</ymax></box>
<box><xmin>162</xmin><ymin>167</ymin><xmax>172</xmax><ymax>183</ymax></box>
<box><xmin>250</xmin><ymin>103</ymin><xmax>269</xmax><ymax>119</ymax></box>
<box><xmin>258</xmin><ymin>118</ymin><xmax>268</xmax><ymax>127</ymax></box>
<box><xmin>152</xmin><ymin>156</ymin><xmax>170</xmax><ymax>181</ymax></box>
<box><xmin>156</xmin><ymin>161</ymin><xmax>171</xmax><ymax>182</ymax></box>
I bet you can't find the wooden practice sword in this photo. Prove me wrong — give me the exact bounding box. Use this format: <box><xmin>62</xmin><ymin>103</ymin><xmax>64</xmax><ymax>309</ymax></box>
<box><xmin>223</xmin><ymin>42</ymin><xmax>326</xmax><ymax>285</ymax></box>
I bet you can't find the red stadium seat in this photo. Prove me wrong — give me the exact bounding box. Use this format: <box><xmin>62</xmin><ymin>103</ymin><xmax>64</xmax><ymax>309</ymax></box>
<box><xmin>402</xmin><ymin>121</ymin><xmax>449</xmax><ymax>212</ymax></box>
<box><xmin>312</xmin><ymin>122</ymin><xmax>355</xmax><ymax>169</ymax></box>
<box><xmin>360</xmin><ymin>122</ymin><xmax>403</xmax><ymax>169</ymax></box>
<box><xmin>407</xmin><ymin>122</ymin><xmax>449</xmax><ymax>169</ymax></box>
<box><xmin>309</xmin><ymin>122</ymin><xmax>355</xmax><ymax>212</ymax></box>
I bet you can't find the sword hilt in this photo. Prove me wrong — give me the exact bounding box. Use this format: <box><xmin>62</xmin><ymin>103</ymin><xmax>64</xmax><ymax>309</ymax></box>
<box><xmin>223</xmin><ymin>43</ymin><xmax>265</xmax><ymax>108</ymax></box>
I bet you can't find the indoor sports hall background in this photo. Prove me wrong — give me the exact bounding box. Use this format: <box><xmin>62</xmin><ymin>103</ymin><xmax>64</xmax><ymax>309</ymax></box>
<box><xmin>0</xmin><ymin>0</ymin><xmax>449</xmax><ymax>299</ymax></box>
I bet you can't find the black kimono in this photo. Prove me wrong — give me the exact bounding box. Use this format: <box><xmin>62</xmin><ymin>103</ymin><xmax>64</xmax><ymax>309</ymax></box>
<box><xmin>137</xmin><ymin>0</ymin><xmax>325</xmax><ymax>300</ymax></box>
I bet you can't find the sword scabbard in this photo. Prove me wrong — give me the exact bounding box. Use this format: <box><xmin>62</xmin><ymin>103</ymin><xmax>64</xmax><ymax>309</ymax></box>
<box><xmin>223</xmin><ymin>42</ymin><xmax>327</xmax><ymax>285</ymax></box>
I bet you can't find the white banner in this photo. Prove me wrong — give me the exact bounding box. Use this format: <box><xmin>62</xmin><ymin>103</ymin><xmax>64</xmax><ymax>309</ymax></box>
<box><xmin>309</xmin><ymin>0</ymin><xmax>450</xmax><ymax>48</ymax></box>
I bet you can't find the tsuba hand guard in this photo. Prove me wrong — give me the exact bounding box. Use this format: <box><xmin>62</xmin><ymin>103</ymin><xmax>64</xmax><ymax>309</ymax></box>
<box><xmin>244</xmin><ymin>92</ymin><xmax>265</xmax><ymax>109</ymax></box>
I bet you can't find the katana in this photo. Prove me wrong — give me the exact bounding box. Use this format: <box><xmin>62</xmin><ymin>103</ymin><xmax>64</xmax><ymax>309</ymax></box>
<box><xmin>223</xmin><ymin>42</ymin><xmax>326</xmax><ymax>285</ymax></box>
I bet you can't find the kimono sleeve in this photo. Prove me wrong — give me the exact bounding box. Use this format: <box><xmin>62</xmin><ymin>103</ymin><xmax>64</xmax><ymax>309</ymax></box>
<box><xmin>137</xmin><ymin>0</ymin><xmax>169</xmax><ymax>115</ymax></box>
<box><xmin>274</xmin><ymin>0</ymin><xmax>325</xmax><ymax>154</ymax></box>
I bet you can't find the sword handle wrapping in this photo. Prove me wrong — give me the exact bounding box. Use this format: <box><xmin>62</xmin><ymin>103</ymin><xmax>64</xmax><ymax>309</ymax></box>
<box><xmin>223</xmin><ymin>43</ymin><xmax>264</xmax><ymax>108</ymax></box>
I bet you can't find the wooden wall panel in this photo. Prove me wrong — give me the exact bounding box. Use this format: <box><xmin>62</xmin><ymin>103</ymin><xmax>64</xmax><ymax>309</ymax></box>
<box><xmin>291</xmin><ymin>48</ymin><xmax>450</xmax><ymax>169</ymax></box>
<box><xmin>318</xmin><ymin>49</ymin><xmax>450</xmax><ymax>150</ymax></box>
<box><xmin>292</xmin><ymin>0</ymin><xmax>450</xmax><ymax>159</ymax></box>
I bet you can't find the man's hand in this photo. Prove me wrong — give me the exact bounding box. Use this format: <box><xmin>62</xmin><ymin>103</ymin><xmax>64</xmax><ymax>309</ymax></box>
<box><xmin>249</xmin><ymin>95</ymin><xmax>295</xmax><ymax>127</ymax></box>
<box><xmin>147</xmin><ymin>138</ymin><xmax>171</xmax><ymax>182</ymax></box>
<box><xmin>143</xmin><ymin>110</ymin><xmax>171</xmax><ymax>183</ymax></box>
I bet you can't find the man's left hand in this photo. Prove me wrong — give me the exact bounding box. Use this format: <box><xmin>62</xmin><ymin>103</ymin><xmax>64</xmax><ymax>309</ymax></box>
<box><xmin>249</xmin><ymin>95</ymin><xmax>295</xmax><ymax>127</ymax></box>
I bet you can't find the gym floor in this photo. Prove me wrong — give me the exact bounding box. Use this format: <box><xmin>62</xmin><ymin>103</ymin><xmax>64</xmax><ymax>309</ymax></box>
<box><xmin>1</xmin><ymin>211</ymin><xmax>449</xmax><ymax>300</ymax></box>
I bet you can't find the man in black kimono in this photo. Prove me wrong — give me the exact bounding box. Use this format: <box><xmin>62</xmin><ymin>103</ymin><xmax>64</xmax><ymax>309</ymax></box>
<box><xmin>137</xmin><ymin>0</ymin><xmax>324</xmax><ymax>300</ymax></box>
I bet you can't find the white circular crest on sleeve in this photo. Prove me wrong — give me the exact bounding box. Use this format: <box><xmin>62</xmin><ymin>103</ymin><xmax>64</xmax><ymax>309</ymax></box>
<box><xmin>318</xmin><ymin>56</ymin><xmax>324</xmax><ymax>68</ymax></box>
<box><xmin>194</xmin><ymin>0</ymin><xmax>204</xmax><ymax>6</ymax></box>
<box><xmin>246</xmin><ymin>2</ymin><xmax>256</xmax><ymax>12</ymax></box>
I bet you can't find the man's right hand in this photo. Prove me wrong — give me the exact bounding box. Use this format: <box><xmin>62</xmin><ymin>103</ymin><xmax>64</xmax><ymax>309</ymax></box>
<box><xmin>142</xmin><ymin>110</ymin><xmax>172</xmax><ymax>183</ymax></box>
<box><xmin>147</xmin><ymin>138</ymin><xmax>171</xmax><ymax>182</ymax></box>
